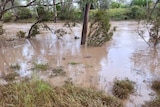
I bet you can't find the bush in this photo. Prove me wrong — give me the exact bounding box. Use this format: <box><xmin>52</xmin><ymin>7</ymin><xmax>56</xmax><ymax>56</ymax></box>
<box><xmin>87</xmin><ymin>10</ymin><xmax>113</xmax><ymax>46</ymax></box>
<box><xmin>151</xmin><ymin>80</ymin><xmax>160</xmax><ymax>94</ymax></box>
<box><xmin>16</xmin><ymin>31</ymin><xmax>26</xmax><ymax>38</ymax></box>
<box><xmin>58</xmin><ymin>8</ymin><xmax>82</xmax><ymax>21</ymax></box>
<box><xmin>2</xmin><ymin>12</ymin><xmax>12</xmax><ymax>22</ymax></box>
<box><xmin>142</xmin><ymin>98</ymin><xmax>160</xmax><ymax>107</ymax></box>
<box><xmin>112</xmin><ymin>79</ymin><xmax>134</xmax><ymax>99</ymax></box>
<box><xmin>17</xmin><ymin>8</ymin><xmax>32</xmax><ymax>19</ymax></box>
<box><xmin>130</xmin><ymin>5</ymin><xmax>145</xmax><ymax>19</ymax></box>
<box><xmin>37</xmin><ymin>6</ymin><xmax>54</xmax><ymax>21</ymax></box>
<box><xmin>142</xmin><ymin>80</ymin><xmax>160</xmax><ymax>107</ymax></box>
<box><xmin>110</xmin><ymin>2</ymin><xmax>121</xmax><ymax>8</ymax></box>
<box><xmin>108</xmin><ymin>8</ymin><xmax>131</xmax><ymax>20</ymax></box>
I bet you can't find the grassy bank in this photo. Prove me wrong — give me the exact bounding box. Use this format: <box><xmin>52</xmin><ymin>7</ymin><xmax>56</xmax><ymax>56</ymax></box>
<box><xmin>0</xmin><ymin>80</ymin><xmax>123</xmax><ymax>107</ymax></box>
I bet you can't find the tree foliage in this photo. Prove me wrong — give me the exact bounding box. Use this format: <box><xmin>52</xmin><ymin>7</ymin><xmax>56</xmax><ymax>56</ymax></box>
<box><xmin>17</xmin><ymin>8</ymin><xmax>32</xmax><ymax>19</ymax></box>
<box><xmin>87</xmin><ymin>10</ymin><xmax>113</xmax><ymax>46</ymax></box>
<box><xmin>130</xmin><ymin>0</ymin><xmax>153</xmax><ymax>7</ymax></box>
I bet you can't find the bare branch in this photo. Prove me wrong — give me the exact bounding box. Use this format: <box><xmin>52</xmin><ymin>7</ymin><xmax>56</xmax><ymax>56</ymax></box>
<box><xmin>2</xmin><ymin>0</ymin><xmax>36</xmax><ymax>13</ymax></box>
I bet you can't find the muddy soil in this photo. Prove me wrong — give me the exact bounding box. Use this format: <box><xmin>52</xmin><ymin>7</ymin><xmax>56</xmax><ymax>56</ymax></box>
<box><xmin>0</xmin><ymin>21</ymin><xmax>160</xmax><ymax>107</ymax></box>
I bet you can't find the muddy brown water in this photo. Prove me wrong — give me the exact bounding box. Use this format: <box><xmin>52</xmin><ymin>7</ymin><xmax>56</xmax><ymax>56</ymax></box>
<box><xmin>0</xmin><ymin>21</ymin><xmax>160</xmax><ymax>107</ymax></box>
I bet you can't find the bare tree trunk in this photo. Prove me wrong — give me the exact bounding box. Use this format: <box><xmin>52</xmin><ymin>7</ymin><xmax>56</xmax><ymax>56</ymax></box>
<box><xmin>53</xmin><ymin>0</ymin><xmax>57</xmax><ymax>23</ymax></box>
<box><xmin>81</xmin><ymin>3</ymin><xmax>91</xmax><ymax>45</ymax></box>
<box><xmin>0</xmin><ymin>13</ymin><xmax>2</xmax><ymax>21</ymax></box>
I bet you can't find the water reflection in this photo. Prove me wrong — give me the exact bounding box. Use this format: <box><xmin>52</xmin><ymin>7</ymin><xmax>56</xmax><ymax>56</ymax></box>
<box><xmin>0</xmin><ymin>21</ymin><xmax>160</xmax><ymax>107</ymax></box>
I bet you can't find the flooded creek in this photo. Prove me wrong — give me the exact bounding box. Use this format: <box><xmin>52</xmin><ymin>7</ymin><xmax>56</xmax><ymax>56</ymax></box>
<box><xmin>0</xmin><ymin>21</ymin><xmax>160</xmax><ymax>107</ymax></box>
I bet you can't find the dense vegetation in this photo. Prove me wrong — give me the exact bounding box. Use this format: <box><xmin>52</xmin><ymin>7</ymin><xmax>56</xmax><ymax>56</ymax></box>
<box><xmin>0</xmin><ymin>0</ymin><xmax>154</xmax><ymax>22</ymax></box>
<box><xmin>1</xmin><ymin>7</ymin><xmax>147</xmax><ymax>22</ymax></box>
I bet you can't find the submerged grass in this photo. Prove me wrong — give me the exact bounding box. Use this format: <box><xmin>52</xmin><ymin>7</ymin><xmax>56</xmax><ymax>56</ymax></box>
<box><xmin>0</xmin><ymin>80</ymin><xmax>123</xmax><ymax>107</ymax></box>
<box><xmin>112</xmin><ymin>79</ymin><xmax>134</xmax><ymax>99</ymax></box>
<box><xmin>143</xmin><ymin>80</ymin><xmax>160</xmax><ymax>107</ymax></box>
<box><xmin>2</xmin><ymin>72</ymin><xmax>19</xmax><ymax>81</ymax></box>
<box><xmin>10</xmin><ymin>63</ymin><xmax>21</xmax><ymax>70</ymax></box>
<box><xmin>68</xmin><ymin>62</ymin><xmax>80</xmax><ymax>65</ymax></box>
<box><xmin>151</xmin><ymin>80</ymin><xmax>160</xmax><ymax>94</ymax></box>
<box><xmin>33</xmin><ymin>63</ymin><xmax>49</xmax><ymax>71</ymax></box>
<box><xmin>49</xmin><ymin>67</ymin><xmax>66</xmax><ymax>77</ymax></box>
<box><xmin>142</xmin><ymin>98</ymin><xmax>160</xmax><ymax>107</ymax></box>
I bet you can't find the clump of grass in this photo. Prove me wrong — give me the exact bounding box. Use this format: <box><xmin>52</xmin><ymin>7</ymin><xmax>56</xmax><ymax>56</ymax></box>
<box><xmin>142</xmin><ymin>98</ymin><xmax>160</xmax><ymax>107</ymax></box>
<box><xmin>112</xmin><ymin>79</ymin><xmax>134</xmax><ymax>99</ymax></box>
<box><xmin>0</xmin><ymin>80</ymin><xmax>123</xmax><ymax>107</ymax></box>
<box><xmin>68</xmin><ymin>62</ymin><xmax>80</xmax><ymax>65</ymax></box>
<box><xmin>33</xmin><ymin>63</ymin><xmax>49</xmax><ymax>71</ymax></box>
<box><xmin>151</xmin><ymin>80</ymin><xmax>160</xmax><ymax>94</ymax></box>
<box><xmin>10</xmin><ymin>63</ymin><xmax>21</xmax><ymax>70</ymax></box>
<box><xmin>143</xmin><ymin>80</ymin><xmax>160</xmax><ymax>107</ymax></box>
<box><xmin>49</xmin><ymin>67</ymin><xmax>66</xmax><ymax>77</ymax></box>
<box><xmin>2</xmin><ymin>72</ymin><xmax>19</xmax><ymax>81</ymax></box>
<box><xmin>16</xmin><ymin>30</ymin><xmax>26</xmax><ymax>38</ymax></box>
<box><xmin>0</xmin><ymin>80</ymin><xmax>53</xmax><ymax>106</ymax></box>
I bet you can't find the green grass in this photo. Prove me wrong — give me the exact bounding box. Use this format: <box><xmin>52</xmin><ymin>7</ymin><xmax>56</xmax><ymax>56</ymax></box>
<box><xmin>112</xmin><ymin>79</ymin><xmax>134</xmax><ymax>99</ymax></box>
<box><xmin>33</xmin><ymin>63</ymin><xmax>49</xmax><ymax>71</ymax></box>
<box><xmin>0</xmin><ymin>80</ymin><xmax>123</xmax><ymax>107</ymax></box>
<box><xmin>68</xmin><ymin>62</ymin><xmax>80</xmax><ymax>65</ymax></box>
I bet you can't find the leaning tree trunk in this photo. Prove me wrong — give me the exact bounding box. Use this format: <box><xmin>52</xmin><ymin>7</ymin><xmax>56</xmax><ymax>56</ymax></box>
<box><xmin>81</xmin><ymin>3</ymin><xmax>91</xmax><ymax>45</ymax></box>
<box><xmin>0</xmin><ymin>14</ymin><xmax>2</xmax><ymax>21</ymax></box>
<box><xmin>53</xmin><ymin>0</ymin><xmax>57</xmax><ymax>23</ymax></box>
<box><xmin>26</xmin><ymin>20</ymin><xmax>41</xmax><ymax>38</ymax></box>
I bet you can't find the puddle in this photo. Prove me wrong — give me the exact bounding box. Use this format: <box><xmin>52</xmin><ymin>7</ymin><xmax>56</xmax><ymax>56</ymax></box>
<box><xmin>0</xmin><ymin>21</ymin><xmax>160</xmax><ymax>107</ymax></box>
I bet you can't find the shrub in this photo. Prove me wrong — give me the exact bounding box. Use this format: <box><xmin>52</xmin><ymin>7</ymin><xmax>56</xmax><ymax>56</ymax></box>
<box><xmin>110</xmin><ymin>2</ymin><xmax>121</xmax><ymax>8</ymax></box>
<box><xmin>112</xmin><ymin>79</ymin><xmax>134</xmax><ymax>99</ymax></box>
<box><xmin>108</xmin><ymin>8</ymin><xmax>131</xmax><ymax>20</ymax></box>
<box><xmin>17</xmin><ymin>8</ymin><xmax>32</xmax><ymax>19</ymax></box>
<box><xmin>16</xmin><ymin>31</ymin><xmax>26</xmax><ymax>38</ymax></box>
<box><xmin>87</xmin><ymin>10</ymin><xmax>113</xmax><ymax>46</ymax></box>
<box><xmin>2</xmin><ymin>12</ymin><xmax>12</xmax><ymax>22</ymax></box>
<box><xmin>151</xmin><ymin>80</ymin><xmax>160</xmax><ymax>94</ymax></box>
<box><xmin>37</xmin><ymin>6</ymin><xmax>54</xmax><ymax>21</ymax></box>
<box><xmin>130</xmin><ymin>5</ymin><xmax>145</xmax><ymax>19</ymax></box>
<box><xmin>142</xmin><ymin>97</ymin><xmax>160</xmax><ymax>107</ymax></box>
<box><xmin>58</xmin><ymin>8</ymin><xmax>82</xmax><ymax>21</ymax></box>
<box><xmin>143</xmin><ymin>80</ymin><xmax>160</xmax><ymax>107</ymax></box>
